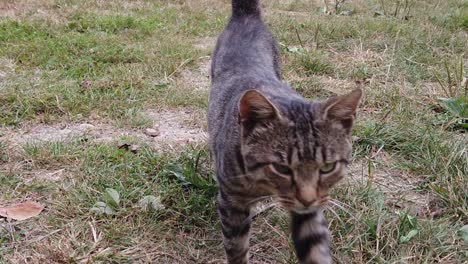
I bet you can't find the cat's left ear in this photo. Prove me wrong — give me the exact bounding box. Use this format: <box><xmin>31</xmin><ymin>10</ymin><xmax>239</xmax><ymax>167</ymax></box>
<box><xmin>321</xmin><ymin>88</ymin><xmax>363</xmax><ymax>128</ymax></box>
<box><xmin>239</xmin><ymin>90</ymin><xmax>280</xmax><ymax>124</ymax></box>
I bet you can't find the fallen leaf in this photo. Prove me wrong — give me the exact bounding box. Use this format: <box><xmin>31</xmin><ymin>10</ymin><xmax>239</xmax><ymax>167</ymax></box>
<box><xmin>374</xmin><ymin>11</ymin><xmax>385</xmax><ymax>17</ymax></box>
<box><xmin>0</xmin><ymin>201</ymin><xmax>44</xmax><ymax>221</ymax></box>
<box><xmin>139</xmin><ymin>195</ymin><xmax>165</xmax><ymax>212</ymax></box>
<box><xmin>117</xmin><ymin>143</ymin><xmax>140</xmax><ymax>154</ymax></box>
<box><xmin>118</xmin><ymin>143</ymin><xmax>131</xmax><ymax>150</ymax></box>
<box><xmin>460</xmin><ymin>225</ymin><xmax>468</xmax><ymax>242</ymax></box>
<box><xmin>339</xmin><ymin>10</ymin><xmax>354</xmax><ymax>16</ymax></box>
<box><xmin>104</xmin><ymin>188</ymin><xmax>120</xmax><ymax>208</ymax></box>
<box><xmin>90</xmin><ymin>202</ymin><xmax>115</xmax><ymax>215</ymax></box>
<box><xmin>399</xmin><ymin>229</ymin><xmax>418</xmax><ymax>243</ymax></box>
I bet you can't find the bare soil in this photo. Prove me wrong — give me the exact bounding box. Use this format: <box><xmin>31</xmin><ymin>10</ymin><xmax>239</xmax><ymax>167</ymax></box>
<box><xmin>0</xmin><ymin>109</ymin><xmax>207</xmax><ymax>150</ymax></box>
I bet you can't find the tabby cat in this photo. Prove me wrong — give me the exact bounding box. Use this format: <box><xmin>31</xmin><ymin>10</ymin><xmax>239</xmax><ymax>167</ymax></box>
<box><xmin>208</xmin><ymin>1</ymin><xmax>362</xmax><ymax>263</ymax></box>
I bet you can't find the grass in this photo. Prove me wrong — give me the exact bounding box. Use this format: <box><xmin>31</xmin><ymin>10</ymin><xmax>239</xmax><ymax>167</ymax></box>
<box><xmin>0</xmin><ymin>2</ymin><xmax>217</xmax><ymax>126</ymax></box>
<box><xmin>1</xmin><ymin>0</ymin><xmax>467</xmax><ymax>263</ymax></box>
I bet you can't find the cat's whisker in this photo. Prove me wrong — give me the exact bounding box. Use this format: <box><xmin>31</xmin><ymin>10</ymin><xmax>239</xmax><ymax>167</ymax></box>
<box><xmin>329</xmin><ymin>198</ymin><xmax>354</xmax><ymax>209</ymax></box>
<box><xmin>278</xmin><ymin>201</ymin><xmax>294</xmax><ymax>207</ymax></box>
<box><xmin>251</xmin><ymin>202</ymin><xmax>278</xmax><ymax>218</ymax></box>
<box><xmin>327</xmin><ymin>199</ymin><xmax>348</xmax><ymax>213</ymax></box>
<box><xmin>245</xmin><ymin>195</ymin><xmax>273</xmax><ymax>206</ymax></box>
<box><xmin>319</xmin><ymin>196</ymin><xmax>330</xmax><ymax>205</ymax></box>
<box><xmin>324</xmin><ymin>205</ymin><xmax>345</xmax><ymax>226</ymax></box>
<box><xmin>328</xmin><ymin>199</ymin><xmax>357</xmax><ymax>215</ymax></box>
<box><xmin>277</xmin><ymin>199</ymin><xmax>295</xmax><ymax>208</ymax></box>
<box><xmin>327</xmin><ymin>200</ymin><xmax>361</xmax><ymax>222</ymax></box>
<box><xmin>242</xmin><ymin>202</ymin><xmax>279</xmax><ymax>227</ymax></box>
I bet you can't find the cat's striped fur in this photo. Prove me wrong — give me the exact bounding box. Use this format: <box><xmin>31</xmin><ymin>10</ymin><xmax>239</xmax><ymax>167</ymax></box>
<box><xmin>208</xmin><ymin>0</ymin><xmax>362</xmax><ymax>263</ymax></box>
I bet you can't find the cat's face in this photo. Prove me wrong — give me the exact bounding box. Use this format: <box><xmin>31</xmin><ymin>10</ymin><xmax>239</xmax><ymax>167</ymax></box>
<box><xmin>239</xmin><ymin>89</ymin><xmax>361</xmax><ymax>213</ymax></box>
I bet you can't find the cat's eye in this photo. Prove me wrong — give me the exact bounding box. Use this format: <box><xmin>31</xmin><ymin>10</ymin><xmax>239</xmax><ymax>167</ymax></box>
<box><xmin>320</xmin><ymin>162</ymin><xmax>336</xmax><ymax>174</ymax></box>
<box><xmin>272</xmin><ymin>163</ymin><xmax>293</xmax><ymax>175</ymax></box>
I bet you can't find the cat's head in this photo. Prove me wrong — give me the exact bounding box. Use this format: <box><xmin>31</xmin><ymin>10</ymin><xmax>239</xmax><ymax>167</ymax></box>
<box><xmin>239</xmin><ymin>88</ymin><xmax>362</xmax><ymax>214</ymax></box>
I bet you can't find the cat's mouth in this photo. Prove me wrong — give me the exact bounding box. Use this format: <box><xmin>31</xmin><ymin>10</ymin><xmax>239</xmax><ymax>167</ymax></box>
<box><xmin>291</xmin><ymin>206</ymin><xmax>320</xmax><ymax>215</ymax></box>
<box><xmin>279</xmin><ymin>196</ymin><xmax>330</xmax><ymax>213</ymax></box>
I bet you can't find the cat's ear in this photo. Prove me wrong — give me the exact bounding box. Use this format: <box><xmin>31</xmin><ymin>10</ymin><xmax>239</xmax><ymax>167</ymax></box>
<box><xmin>322</xmin><ymin>88</ymin><xmax>362</xmax><ymax>128</ymax></box>
<box><xmin>239</xmin><ymin>90</ymin><xmax>280</xmax><ymax>124</ymax></box>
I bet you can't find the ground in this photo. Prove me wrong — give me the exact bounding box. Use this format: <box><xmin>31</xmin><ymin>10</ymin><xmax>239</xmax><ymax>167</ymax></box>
<box><xmin>0</xmin><ymin>0</ymin><xmax>467</xmax><ymax>263</ymax></box>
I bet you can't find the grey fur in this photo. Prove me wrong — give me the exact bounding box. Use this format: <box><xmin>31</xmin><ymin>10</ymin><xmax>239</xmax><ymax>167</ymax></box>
<box><xmin>208</xmin><ymin>0</ymin><xmax>361</xmax><ymax>263</ymax></box>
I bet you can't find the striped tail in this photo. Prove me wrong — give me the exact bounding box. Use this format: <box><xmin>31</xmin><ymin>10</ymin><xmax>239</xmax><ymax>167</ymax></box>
<box><xmin>232</xmin><ymin>0</ymin><xmax>261</xmax><ymax>17</ymax></box>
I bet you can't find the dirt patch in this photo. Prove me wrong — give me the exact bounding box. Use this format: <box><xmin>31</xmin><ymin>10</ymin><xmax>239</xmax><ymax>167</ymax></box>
<box><xmin>143</xmin><ymin>109</ymin><xmax>207</xmax><ymax>147</ymax></box>
<box><xmin>420</xmin><ymin>82</ymin><xmax>450</xmax><ymax>97</ymax></box>
<box><xmin>328</xmin><ymin>44</ymin><xmax>385</xmax><ymax>71</ymax></box>
<box><xmin>30</xmin><ymin>169</ymin><xmax>65</xmax><ymax>182</ymax></box>
<box><xmin>0</xmin><ymin>2</ymin><xmax>17</xmax><ymax>18</ymax></box>
<box><xmin>178</xmin><ymin>58</ymin><xmax>211</xmax><ymax>92</ymax></box>
<box><xmin>346</xmin><ymin>152</ymin><xmax>432</xmax><ymax>216</ymax></box>
<box><xmin>268</xmin><ymin>0</ymin><xmax>325</xmax><ymax>10</ymax></box>
<box><xmin>0</xmin><ymin>58</ymin><xmax>16</xmax><ymax>81</ymax></box>
<box><xmin>193</xmin><ymin>37</ymin><xmax>217</xmax><ymax>51</ymax></box>
<box><xmin>0</xmin><ymin>0</ymin><xmax>154</xmax><ymax>23</ymax></box>
<box><xmin>316</xmin><ymin>75</ymin><xmax>358</xmax><ymax>94</ymax></box>
<box><xmin>96</xmin><ymin>1</ymin><xmax>154</xmax><ymax>12</ymax></box>
<box><xmin>174</xmin><ymin>37</ymin><xmax>215</xmax><ymax>92</ymax></box>
<box><xmin>0</xmin><ymin>109</ymin><xmax>207</xmax><ymax>149</ymax></box>
<box><xmin>0</xmin><ymin>0</ymin><xmax>65</xmax><ymax>23</ymax></box>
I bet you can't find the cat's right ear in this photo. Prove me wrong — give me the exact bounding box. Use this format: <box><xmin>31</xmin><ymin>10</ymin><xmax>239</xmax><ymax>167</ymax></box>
<box><xmin>239</xmin><ymin>90</ymin><xmax>279</xmax><ymax>125</ymax></box>
<box><xmin>321</xmin><ymin>88</ymin><xmax>362</xmax><ymax>129</ymax></box>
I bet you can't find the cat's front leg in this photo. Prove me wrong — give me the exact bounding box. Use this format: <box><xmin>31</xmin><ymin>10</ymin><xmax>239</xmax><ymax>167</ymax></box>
<box><xmin>291</xmin><ymin>210</ymin><xmax>332</xmax><ymax>264</ymax></box>
<box><xmin>218</xmin><ymin>194</ymin><xmax>252</xmax><ymax>264</ymax></box>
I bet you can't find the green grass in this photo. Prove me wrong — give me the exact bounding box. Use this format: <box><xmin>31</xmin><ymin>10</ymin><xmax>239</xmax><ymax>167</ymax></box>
<box><xmin>1</xmin><ymin>0</ymin><xmax>467</xmax><ymax>263</ymax></box>
<box><xmin>0</xmin><ymin>2</ymin><xmax>218</xmax><ymax>125</ymax></box>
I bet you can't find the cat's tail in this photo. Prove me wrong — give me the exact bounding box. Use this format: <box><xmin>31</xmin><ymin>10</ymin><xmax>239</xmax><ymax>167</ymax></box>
<box><xmin>232</xmin><ymin>0</ymin><xmax>261</xmax><ymax>17</ymax></box>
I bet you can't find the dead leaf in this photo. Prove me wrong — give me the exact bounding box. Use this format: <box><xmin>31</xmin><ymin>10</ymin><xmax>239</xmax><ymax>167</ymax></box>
<box><xmin>118</xmin><ymin>143</ymin><xmax>131</xmax><ymax>150</ymax></box>
<box><xmin>0</xmin><ymin>201</ymin><xmax>44</xmax><ymax>221</ymax></box>
<box><xmin>117</xmin><ymin>143</ymin><xmax>140</xmax><ymax>154</ymax></box>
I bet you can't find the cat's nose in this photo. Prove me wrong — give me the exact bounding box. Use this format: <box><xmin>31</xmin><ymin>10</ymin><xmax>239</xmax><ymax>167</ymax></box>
<box><xmin>296</xmin><ymin>193</ymin><xmax>316</xmax><ymax>207</ymax></box>
<box><xmin>296</xmin><ymin>188</ymin><xmax>317</xmax><ymax>207</ymax></box>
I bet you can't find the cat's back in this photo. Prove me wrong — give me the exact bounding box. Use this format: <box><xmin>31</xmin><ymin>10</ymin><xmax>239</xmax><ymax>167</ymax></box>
<box><xmin>209</xmin><ymin>20</ymin><xmax>279</xmax><ymax>126</ymax></box>
<box><xmin>207</xmin><ymin>0</ymin><xmax>290</xmax><ymax>156</ymax></box>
